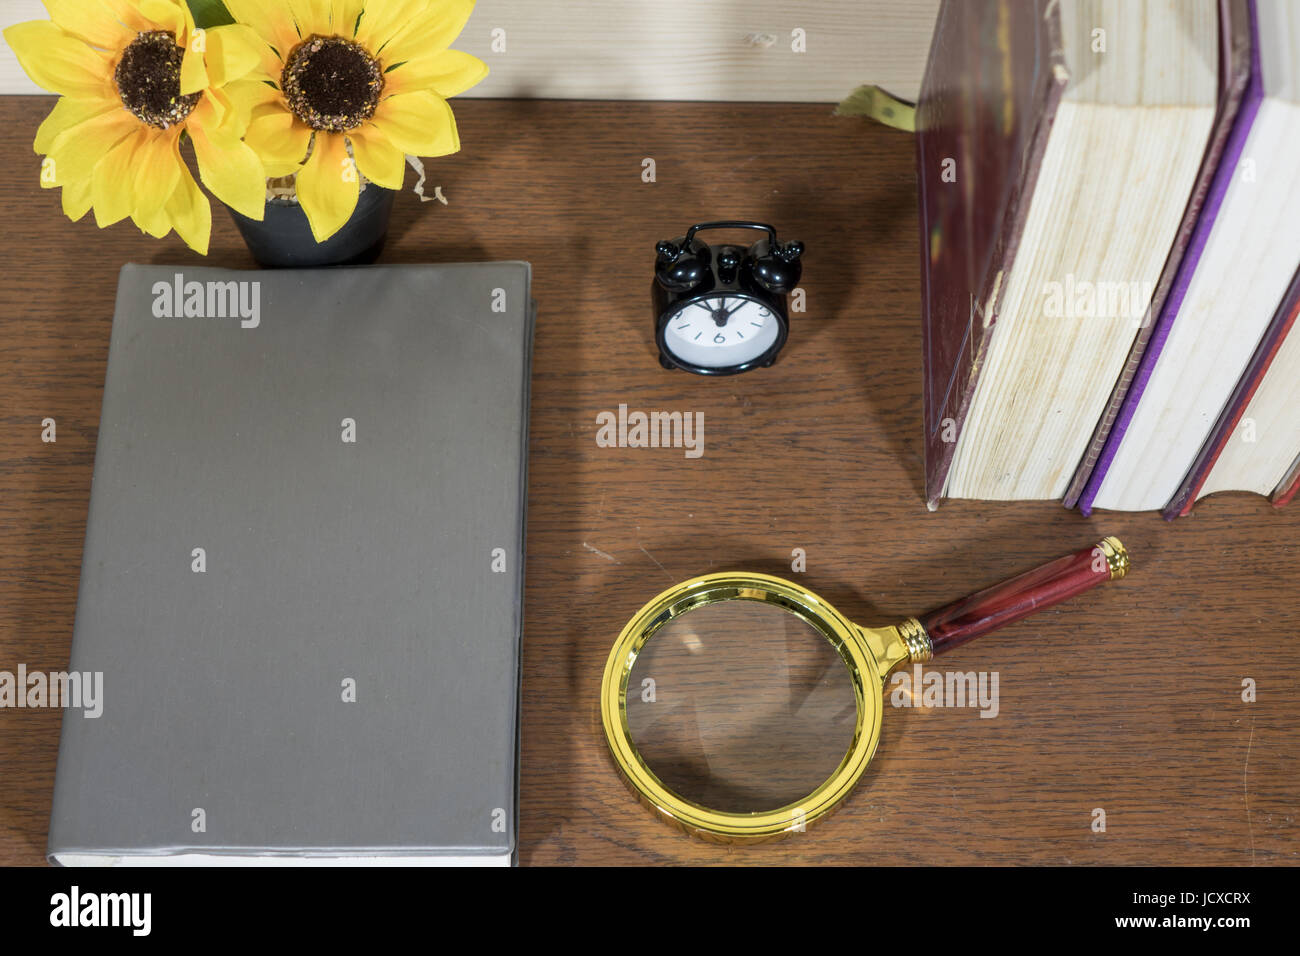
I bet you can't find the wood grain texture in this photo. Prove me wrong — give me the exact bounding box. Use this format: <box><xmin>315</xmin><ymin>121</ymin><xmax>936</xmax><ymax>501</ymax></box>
<box><xmin>0</xmin><ymin>96</ymin><xmax>1296</xmax><ymax>867</ymax></box>
<box><xmin>0</xmin><ymin>0</ymin><xmax>938</xmax><ymax>101</ymax></box>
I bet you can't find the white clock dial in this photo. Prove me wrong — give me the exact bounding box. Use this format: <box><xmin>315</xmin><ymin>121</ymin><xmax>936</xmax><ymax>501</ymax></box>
<box><xmin>663</xmin><ymin>296</ymin><xmax>779</xmax><ymax>369</ymax></box>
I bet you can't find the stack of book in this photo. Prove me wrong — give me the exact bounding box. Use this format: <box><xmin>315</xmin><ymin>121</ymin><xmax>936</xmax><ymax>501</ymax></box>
<box><xmin>918</xmin><ymin>0</ymin><xmax>1300</xmax><ymax>516</ymax></box>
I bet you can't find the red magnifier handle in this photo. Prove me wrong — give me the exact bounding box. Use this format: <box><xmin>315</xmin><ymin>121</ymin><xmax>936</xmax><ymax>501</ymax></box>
<box><xmin>917</xmin><ymin>537</ymin><xmax>1129</xmax><ymax>656</ymax></box>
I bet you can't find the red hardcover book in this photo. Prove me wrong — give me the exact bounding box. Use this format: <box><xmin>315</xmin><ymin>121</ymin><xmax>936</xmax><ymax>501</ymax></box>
<box><xmin>916</xmin><ymin>0</ymin><xmax>1066</xmax><ymax>509</ymax></box>
<box><xmin>918</xmin><ymin>1</ymin><xmax>1222</xmax><ymax>508</ymax></box>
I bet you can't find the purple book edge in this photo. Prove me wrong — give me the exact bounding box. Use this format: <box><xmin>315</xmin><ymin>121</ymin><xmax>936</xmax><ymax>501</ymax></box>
<box><xmin>1078</xmin><ymin>0</ymin><xmax>1263</xmax><ymax>516</ymax></box>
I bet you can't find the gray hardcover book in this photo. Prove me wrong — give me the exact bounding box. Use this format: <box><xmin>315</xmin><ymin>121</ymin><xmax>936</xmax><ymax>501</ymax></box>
<box><xmin>48</xmin><ymin>262</ymin><xmax>533</xmax><ymax>866</ymax></box>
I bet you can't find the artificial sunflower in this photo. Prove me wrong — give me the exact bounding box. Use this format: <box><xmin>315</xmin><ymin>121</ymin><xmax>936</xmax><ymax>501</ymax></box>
<box><xmin>4</xmin><ymin>0</ymin><xmax>268</xmax><ymax>254</ymax></box>
<box><xmin>226</xmin><ymin>0</ymin><xmax>487</xmax><ymax>242</ymax></box>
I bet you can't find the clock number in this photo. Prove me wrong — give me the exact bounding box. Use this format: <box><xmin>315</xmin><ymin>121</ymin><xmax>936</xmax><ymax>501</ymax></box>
<box><xmin>713</xmin><ymin>333</ymin><xmax>726</xmax><ymax>344</ymax></box>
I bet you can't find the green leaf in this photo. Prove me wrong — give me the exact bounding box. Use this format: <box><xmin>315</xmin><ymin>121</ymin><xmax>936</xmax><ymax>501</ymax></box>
<box><xmin>186</xmin><ymin>0</ymin><xmax>235</xmax><ymax>28</ymax></box>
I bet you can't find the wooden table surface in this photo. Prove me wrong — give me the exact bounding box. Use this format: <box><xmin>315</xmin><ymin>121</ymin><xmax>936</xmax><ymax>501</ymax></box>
<box><xmin>0</xmin><ymin>96</ymin><xmax>1295</xmax><ymax>867</ymax></box>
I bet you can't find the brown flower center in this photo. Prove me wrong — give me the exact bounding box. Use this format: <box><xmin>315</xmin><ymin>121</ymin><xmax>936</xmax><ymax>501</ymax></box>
<box><xmin>114</xmin><ymin>30</ymin><xmax>199</xmax><ymax>129</ymax></box>
<box><xmin>281</xmin><ymin>35</ymin><xmax>383</xmax><ymax>132</ymax></box>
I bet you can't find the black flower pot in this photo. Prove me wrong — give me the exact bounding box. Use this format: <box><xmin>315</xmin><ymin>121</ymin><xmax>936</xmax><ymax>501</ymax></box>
<box><xmin>229</xmin><ymin>184</ymin><xmax>397</xmax><ymax>268</ymax></box>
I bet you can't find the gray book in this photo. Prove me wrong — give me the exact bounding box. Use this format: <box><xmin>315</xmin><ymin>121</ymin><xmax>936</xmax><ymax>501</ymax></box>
<box><xmin>48</xmin><ymin>262</ymin><xmax>533</xmax><ymax>866</ymax></box>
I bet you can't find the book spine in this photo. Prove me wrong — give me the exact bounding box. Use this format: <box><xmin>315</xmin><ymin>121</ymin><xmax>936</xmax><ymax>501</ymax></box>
<box><xmin>1076</xmin><ymin>0</ymin><xmax>1262</xmax><ymax>516</ymax></box>
<box><xmin>919</xmin><ymin>0</ymin><xmax>1067</xmax><ymax>509</ymax></box>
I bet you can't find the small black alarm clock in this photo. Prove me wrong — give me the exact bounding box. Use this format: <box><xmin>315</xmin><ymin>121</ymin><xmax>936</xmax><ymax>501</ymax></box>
<box><xmin>652</xmin><ymin>221</ymin><xmax>803</xmax><ymax>375</ymax></box>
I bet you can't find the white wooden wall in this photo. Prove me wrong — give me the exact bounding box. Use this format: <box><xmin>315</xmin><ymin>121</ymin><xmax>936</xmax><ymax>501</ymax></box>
<box><xmin>0</xmin><ymin>0</ymin><xmax>937</xmax><ymax>101</ymax></box>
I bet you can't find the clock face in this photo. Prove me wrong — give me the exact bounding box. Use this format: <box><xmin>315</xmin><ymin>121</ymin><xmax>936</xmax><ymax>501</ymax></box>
<box><xmin>661</xmin><ymin>295</ymin><xmax>781</xmax><ymax>369</ymax></box>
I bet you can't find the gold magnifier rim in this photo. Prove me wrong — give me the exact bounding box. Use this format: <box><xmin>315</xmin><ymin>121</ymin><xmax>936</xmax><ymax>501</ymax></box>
<box><xmin>599</xmin><ymin>571</ymin><xmax>882</xmax><ymax>843</ymax></box>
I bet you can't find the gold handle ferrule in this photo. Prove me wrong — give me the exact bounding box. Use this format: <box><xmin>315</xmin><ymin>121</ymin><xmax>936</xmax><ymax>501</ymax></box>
<box><xmin>898</xmin><ymin>616</ymin><xmax>932</xmax><ymax>663</ymax></box>
<box><xmin>1098</xmin><ymin>536</ymin><xmax>1129</xmax><ymax>580</ymax></box>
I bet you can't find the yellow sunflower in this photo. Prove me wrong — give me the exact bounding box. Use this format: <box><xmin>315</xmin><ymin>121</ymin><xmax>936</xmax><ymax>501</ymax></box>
<box><xmin>3</xmin><ymin>0</ymin><xmax>268</xmax><ymax>254</ymax></box>
<box><xmin>227</xmin><ymin>0</ymin><xmax>487</xmax><ymax>242</ymax></box>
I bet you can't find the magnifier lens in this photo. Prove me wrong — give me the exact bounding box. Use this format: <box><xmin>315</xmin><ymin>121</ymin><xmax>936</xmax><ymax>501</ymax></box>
<box><xmin>625</xmin><ymin>599</ymin><xmax>859</xmax><ymax>814</ymax></box>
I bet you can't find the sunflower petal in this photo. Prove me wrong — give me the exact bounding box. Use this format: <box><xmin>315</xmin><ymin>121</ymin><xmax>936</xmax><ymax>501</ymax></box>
<box><xmin>41</xmin><ymin>0</ymin><xmax>134</xmax><ymax>50</ymax></box>
<box><xmin>295</xmin><ymin>131</ymin><xmax>359</xmax><ymax>242</ymax></box>
<box><xmin>180</xmin><ymin>35</ymin><xmax>210</xmax><ymax>96</ymax></box>
<box><xmin>33</xmin><ymin>96</ymin><xmax>119</xmax><ymax>155</ymax></box>
<box><xmin>355</xmin><ymin>0</ymin><xmax>428</xmax><ymax>51</ymax></box>
<box><xmin>100</xmin><ymin>0</ymin><xmax>153</xmax><ymax>33</ymax></box>
<box><xmin>224</xmin><ymin>78</ymin><xmax>284</xmax><ymax>123</ymax></box>
<box><xmin>133</xmin><ymin>0</ymin><xmax>189</xmax><ymax>35</ymax></box>
<box><xmin>131</xmin><ymin>128</ymin><xmax>183</xmax><ymax>217</ymax></box>
<box><xmin>222</xmin><ymin>0</ymin><xmax>301</xmax><ymax>61</ymax></box>
<box><xmin>246</xmin><ymin>39</ymin><xmax>287</xmax><ymax>82</ymax></box>
<box><xmin>60</xmin><ymin>176</ymin><xmax>94</xmax><ymax>222</ymax></box>
<box><xmin>385</xmin><ymin>48</ymin><xmax>486</xmax><ymax>98</ymax></box>
<box><xmin>197</xmin><ymin>86</ymin><xmax>240</xmax><ymax>140</ymax></box>
<box><xmin>91</xmin><ymin>133</ymin><xmax>141</xmax><ymax>227</ymax></box>
<box><xmin>244</xmin><ymin>110</ymin><xmax>313</xmax><ymax>176</ymax></box>
<box><xmin>132</xmin><ymin>201</ymin><xmax>173</xmax><ymax>239</ymax></box>
<box><xmin>347</xmin><ymin>126</ymin><xmax>404</xmax><ymax>190</ymax></box>
<box><xmin>369</xmin><ymin>90</ymin><xmax>459</xmax><ymax>158</ymax></box>
<box><xmin>46</xmin><ymin>108</ymin><xmax>140</xmax><ymax>185</ymax></box>
<box><xmin>331</xmin><ymin>0</ymin><xmax>365</xmax><ymax>38</ymax></box>
<box><xmin>190</xmin><ymin>123</ymin><xmax>267</xmax><ymax>220</ymax></box>
<box><xmin>133</xmin><ymin>0</ymin><xmax>187</xmax><ymax>36</ymax></box>
<box><xmin>376</xmin><ymin>0</ymin><xmax>475</xmax><ymax>65</ymax></box>
<box><xmin>202</xmin><ymin>23</ymin><xmax>265</xmax><ymax>88</ymax></box>
<box><xmin>3</xmin><ymin>21</ymin><xmax>114</xmax><ymax>98</ymax></box>
<box><xmin>288</xmin><ymin>0</ymin><xmax>332</xmax><ymax>37</ymax></box>
<box><xmin>164</xmin><ymin>163</ymin><xmax>212</xmax><ymax>254</ymax></box>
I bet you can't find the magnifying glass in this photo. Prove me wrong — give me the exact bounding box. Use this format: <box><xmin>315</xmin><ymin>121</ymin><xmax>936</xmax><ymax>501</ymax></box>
<box><xmin>600</xmin><ymin>536</ymin><xmax>1129</xmax><ymax>842</ymax></box>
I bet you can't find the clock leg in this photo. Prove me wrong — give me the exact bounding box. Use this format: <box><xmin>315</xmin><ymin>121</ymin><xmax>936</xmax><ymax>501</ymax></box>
<box><xmin>658</xmin><ymin>352</ymin><xmax>676</xmax><ymax>370</ymax></box>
